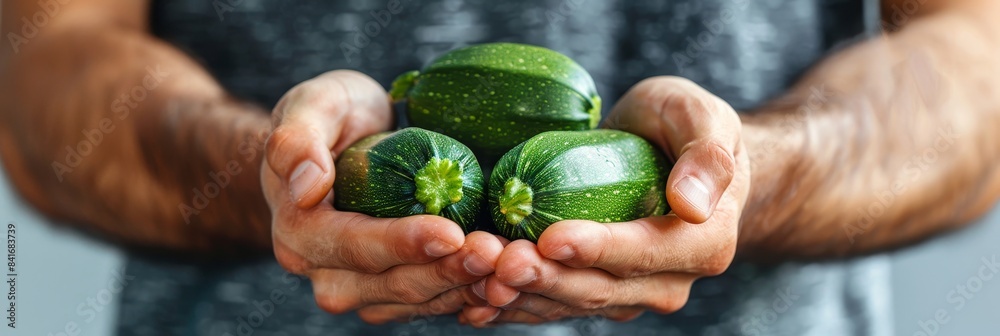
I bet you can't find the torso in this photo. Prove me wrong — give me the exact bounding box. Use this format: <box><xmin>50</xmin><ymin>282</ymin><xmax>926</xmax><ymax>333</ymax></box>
<box><xmin>119</xmin><ymin>1</ymin><xmax>892</xmax><ymax>335</ymax></box>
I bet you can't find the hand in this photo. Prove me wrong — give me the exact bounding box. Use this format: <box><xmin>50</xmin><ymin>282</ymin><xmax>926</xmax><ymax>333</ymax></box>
<box><xmin>460</xmin><ymin>76</ymin><xmax>751</xmax><ymax>326</ymax></box>
<box><xmin>261</xmin><ymin>70</ymin><xmax>504</xmax><ymax>323</ymax></box>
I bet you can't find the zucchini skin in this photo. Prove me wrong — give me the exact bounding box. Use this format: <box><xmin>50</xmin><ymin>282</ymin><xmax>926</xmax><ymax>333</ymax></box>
<box><xmin>334</xmin><ymin>127</ymin><xmax>484</xmax><ymax>232</ymax></box>
<box><xmin>392</xmin><ymin>43</ymin><xmax>602</xmax><ymax>162</ymax></box>
<box><xmin>489</xmin><ymin>130</ymin><xmax>670</xmax><ymax>241</ymax></box>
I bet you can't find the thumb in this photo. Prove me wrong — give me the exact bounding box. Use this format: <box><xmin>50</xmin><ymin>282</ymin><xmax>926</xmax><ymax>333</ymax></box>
<box><xmin>667</xmin><ymin>138</ymin><xmax>737</xmax><ymax>224</ymax></box>
<box><xmin>606</xmin><ymin>76</ymin><xmax>739</xmax><ymax>223</ymax></box>
<box><xmin>264</xmin><ymin>70</ymin><xmax>392</xmax><ymax>208</ymax></box>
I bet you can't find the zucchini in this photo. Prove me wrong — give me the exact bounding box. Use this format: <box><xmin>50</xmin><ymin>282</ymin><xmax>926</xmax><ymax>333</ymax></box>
<box><xmin>488</xmin><ymin>130</ymin><xmax>670</xmax><ymax>241</ymax></box>
<box><xmin>334</xmin><ymin>127</ymin><xmax>484</xmax><ymax>232</ymax></box>
<box><xmin>390</xmin><ymin>42</ymin><xmax>602</xmax><ymax>162</ymax></box>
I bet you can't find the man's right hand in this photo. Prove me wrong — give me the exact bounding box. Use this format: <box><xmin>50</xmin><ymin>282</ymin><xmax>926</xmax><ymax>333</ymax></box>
<box><xmin>261</xmin><ymin>70</ymin><xmax>503</xmax><ymax>323</ymax></box>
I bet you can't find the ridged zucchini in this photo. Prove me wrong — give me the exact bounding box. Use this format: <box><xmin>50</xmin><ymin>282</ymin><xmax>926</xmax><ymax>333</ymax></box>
<box><xmin>390</xmin><ymin>42</ymin><xmax>602</xmax><ymax>162</ymax></box>
<box><xmin>334</xmin><ymin>127</ymin><xmax>484</xmax><ymax>232</ymax></box>
<box><xmin>489</xmin><ymin>130</ymin><xmax>670</xmax><ymax>241</ymax></box>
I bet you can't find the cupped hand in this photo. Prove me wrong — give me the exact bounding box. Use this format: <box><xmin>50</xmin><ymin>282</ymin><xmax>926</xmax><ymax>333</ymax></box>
<box><xmin>461</xmin><ymin>76</ymin><xmax>751</xmax><ymax>326</ymax></box>
<box><xmin>261</xmin><ymin>70</ymin><xmax>504</xmax><ymax>324</ymax></box>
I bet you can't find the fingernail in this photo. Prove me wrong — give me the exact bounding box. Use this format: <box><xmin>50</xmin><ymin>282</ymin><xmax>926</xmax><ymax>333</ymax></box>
<box><xmin>464</xmin><ymin>252</ymin><xmax>494</xmax><ymax>276</ymax></box>
<box><xmin>486</xmin><ymin>309</ymin><xmax>502</xmax><ymax>322</ymax></box>
<box><xmin>676</xmin><ymin>176</ymin><xmax>711</xmax><ymax>214</ymax></box>
<box><xmin>472</xmin><ymin>279</ymin><xmax>487</xmax><ymax>300</ymax></box>
<box><xmin>507</xmin><ymin>267</ymin><xmax>536</xmax><ymax>287</ymax></box>
<box><xmin>547</xmin><ymin>245</ymin><xmax>575</xmax><ymax>260</ymax></box>
<box><xmin>499</xmin><ymin>291</ymin><xmax>520</xmax><ymax>308</ymax></box>
<box><xmin>289</xmin><ymin>160</ymin><xmax>323</xmax><ymax>203</ymax></box>
<box><xmin>424</xmin><ymin>238</ymin><xmax>457</xmax><ymax>257</ymax></box>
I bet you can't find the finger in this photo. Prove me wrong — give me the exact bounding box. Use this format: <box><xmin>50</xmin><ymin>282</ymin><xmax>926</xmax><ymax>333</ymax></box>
<box><xmin>536</xmin><ymin>217</ymin><xmax>737</xmax><ymax>277</ymax></box>
<box><xmin>274</xmin><ymin>212</ymin><xmax>465</xmax><ymax>274</ymax></box>
<box><xmin>356</xmin><ymin>287</ymin><xmax>466</xmax><ymax>325</ymax></box>
<box><xmin>312</xmin><ymin>232</ymin><xmax>503</xmax><ymax>313</ymax></box>
<box><xmin>463</xmin><ymin>281</ymin><xmax>490</xmax><ymax>307</ymax></box>
<box><xmin>491</xmin><ymin>309</ymin><xmax>547</xmax><ymax>325</ymax></box>
<box><xmin>494</xmin><ymin>291</ymin><xmax>572</xmax><ymax>320</ymax></box>
<box><xmin>496</xmin><ymin>240</ymin><xmax>695</xmax><ymax>312</ymax></box>
<box><xmin>606</xmin><ymin>76</ymin><xmax>740</xmax><ymax>223</ymax></box>
<box><xmin>264</xmin><ymin>70</ymin><xmax>392</xmax><ymax>208</ymax></box>
<box><xmin>482</xmin><ymin>274</ymin><xmax>520</xmax><ymax>308</ymax></box>
<box><xmin>462</xmin><ymin>306</ymin><xmax>502</xmax><ymax>328</ymax></box>
<box><xmin>497</xmin><ymin>293</ymin><xmax>645</xmax><ymax>322</ymax></box>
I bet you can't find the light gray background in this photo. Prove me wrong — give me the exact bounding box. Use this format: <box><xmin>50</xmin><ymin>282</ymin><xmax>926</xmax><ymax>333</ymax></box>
<box><xmin>2</xmin><ymin>160</ymin><xmax>999</xmax><ymax>336</ymax></box>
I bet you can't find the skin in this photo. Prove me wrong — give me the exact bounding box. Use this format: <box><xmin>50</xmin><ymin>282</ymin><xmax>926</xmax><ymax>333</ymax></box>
<box><xmin>2</xmin><ymin>0</ymin><xmax>999</xmax><ymax>327</ymax></box>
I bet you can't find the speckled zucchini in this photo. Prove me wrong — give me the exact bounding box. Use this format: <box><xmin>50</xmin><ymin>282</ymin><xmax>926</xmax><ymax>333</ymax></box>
<box><xmin>390</xmin><ymin>42</ymin><xmax>602</xmax><ymax>162</ymax></box>
<box><xmin>489</xmin><ymin>130</ymin><xmax>670</xmax><ymax>241</ymax></box>
<box><xmin>334</xmin><ymin>127</ymin><xmax>484</xmax><ymax>232</ymax></box>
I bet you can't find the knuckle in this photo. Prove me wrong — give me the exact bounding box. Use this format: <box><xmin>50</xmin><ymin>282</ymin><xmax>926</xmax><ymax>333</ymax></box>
<box><xmin>648</xmin><ymin>295</ymin><xmax>687</xmax><ymax>314</ymax></box>
<box><xmin>392</xmin><ymin>217</ymin><xmax>429</xmax><ymax>260</ymax></box>
<box><xmin>527</xmin><ymin>270</ymin><xmax>556</xmax><ymax>293</ymax></box>
<box><xmin>703</xmin><ymin>141</ymin><xmax>737</xmax><ymax>177</ymax></box>
<box><xmin>623</xmin><ymin>249</ymin><xmax>660</xmax><ymax>278</ymax></box>
<box><xmin>661</xmin><ymin>89</ymin><xmax>713</xmax><ymax>115</ymax></box>
<box><xmin>699</xmin><ymin>244</ymin><xmax>736</xmax><ymax>276</ymax></box>
<box><xmin>273</xmin><ymin>245</ymin><xmax>309</xmax><ymax>275</ymax></box>
<box><xmin>635</xmin><ymin>76</ymin><xmax>693</xmax><ymax>94</ymax></box>
<box><xmin>577</xmin><ymin>224</ymin><xmax>615</xmax><ymax>268</ymax></box>
<box><xmin>291</xmin><ymin>77</ymin><xmax>327</xmax><ymax>99</ymax></box>
<box><xmin>315</xmin><ymin>293</ymin><xmax>351</xmax><ymax>315</ymax></box>
<box><xmin>433</xmin><ymin>259</ymin><xmax>464</xmax><ymax>286</ymax></box>
<box><xmin>577</xmin><ymin>292</ymin><xmax>612</xmax><ymax>310</ymax></box>
<box><xmin>264</xmin><ymin>126</ymin><xmax>294</xmax><ymax>156</ymax></box>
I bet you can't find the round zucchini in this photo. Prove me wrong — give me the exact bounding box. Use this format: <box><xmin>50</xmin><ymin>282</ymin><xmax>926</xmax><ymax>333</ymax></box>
<box><xmin>390</xmin><ymin>42</ymin><xmax>602</xmax><ymax>162</ymax></box>
<box><xmin>489</xmin><ymin>130</ymin><xmax>671</xmax><ymax>241</ymax></box>
<box><xmin>334</xmin><ymin>127</ymin><xmax>484</xmax><ymax>232</ymax></box>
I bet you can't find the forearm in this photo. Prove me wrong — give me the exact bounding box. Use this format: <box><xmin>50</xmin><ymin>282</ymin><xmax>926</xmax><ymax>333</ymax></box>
<box><xmin>0</xmin><ymin>24</ymin><xmax>272</xmax><ymax>252</ymax></box>
<box><xmin>738</xmin><ymin>3</ymin><xmax>1000</xmax><ymax>259</ymax></box>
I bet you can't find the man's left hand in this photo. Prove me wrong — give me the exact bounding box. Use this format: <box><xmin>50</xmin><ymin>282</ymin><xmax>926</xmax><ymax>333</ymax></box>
<box><xmin>461</xmin><ymin>76</ymin><xmax>752</xmax><ymax>326</ymax></box>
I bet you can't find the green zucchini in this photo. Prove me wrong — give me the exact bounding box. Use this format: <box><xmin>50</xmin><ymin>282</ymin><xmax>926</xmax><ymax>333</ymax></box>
<box><xmin>390</xmin><ymin>42</ymin><xmax>602</xmax><ymax>162</ymax></box>
<box><xmin>334</xmin><ymin>127</ymin><xmax>484</xmax><ymax>232</ymax></box>
<box><xmin>489</xmin><ymin>130</ymin><xmax>670</xmax><ymax>241</ymax></box>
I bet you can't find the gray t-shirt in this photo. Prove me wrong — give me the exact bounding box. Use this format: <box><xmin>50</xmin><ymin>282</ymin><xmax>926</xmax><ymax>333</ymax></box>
<box><xmin>118</xmin><ymin>1</ymin><xmax>893</xmax><ymax>335</ymax></box>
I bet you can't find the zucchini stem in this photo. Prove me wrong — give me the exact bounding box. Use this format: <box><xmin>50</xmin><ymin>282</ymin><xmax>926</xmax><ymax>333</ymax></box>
<box><xmin>414</xmin><ymin>158</ymin><xmax>464</xmax><ymax>215</ymax></box>
<box><xmin>499</xmin><ymin>177</ymin><xmax>534</xmax><ymax>225</ymax></box>
<box><xmin>389</xmin><ymin>70</ymin><xmax>420</xmax><ymax>103</ymax></box>
<box><xmin>588</xmin><ymin>94</ymin><xmax>602</xmax><ymax>129</ymax></box>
